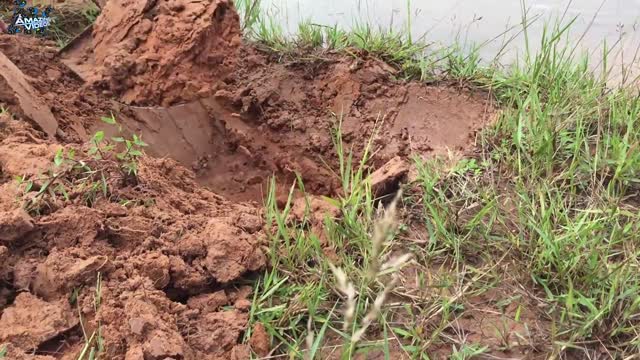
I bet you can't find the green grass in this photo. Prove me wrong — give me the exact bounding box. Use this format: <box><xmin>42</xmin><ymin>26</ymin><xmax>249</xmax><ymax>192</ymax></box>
<box><xmin>0</xmin><ymin>0</ymin><xmax>100</xmax><ymax>47</ymax></box>
<box><xmin>238</xmin><ymin>2</ymin><xmax>640</xmax><ymax>359</ymax></box>
<box><xmin>234</xmin><ymin>0</ymin><xmax>430</xmax><ymax>72</ymax></box>
<box><xmin>233</xmin><ymin>0</ymin><xmax>501</xmax><ymax>87</ymax></box>
<box><xmin>248</xmin><ymin>119</ymin><xmax>414</xmax><ymax>359</ymax></box>
<box><xmin>47</xmin><ymin>1</ymin><xmax>100</xmax><ymax>48</ymax></box>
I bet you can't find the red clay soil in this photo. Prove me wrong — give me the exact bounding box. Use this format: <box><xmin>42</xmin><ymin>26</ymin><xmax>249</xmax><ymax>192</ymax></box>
<box><xmin>0</xmin><ymin>2</ymin><xmax>494</xmax><ymax>358</ymax></box>
<box><xmin>54</xmin><ymin>0</ymin><xmax>492</xmax><ymax>203</ymax></box>
<box><xmin>0</xmin><ymin>115</ymin><xmax>265</xmax><ymax>359</ymax></box>
<box><xmin>109</xmin><ymin>51</ymin><xmax>494</xmax><ymax>204</ymax></box>
<box><xmin>89</xmin><ymin>0</ymin><xmax>241</xmax><ymax>106</ymax></box>
<box><xmin>0</xmin><ymin>35</ymin><xmax>118</xmax><ymax>143</ymax></box>
<box><xmin>199</xmin><ymin>48</ymin><xmax>494</xmax><ymax>202</ymax></box>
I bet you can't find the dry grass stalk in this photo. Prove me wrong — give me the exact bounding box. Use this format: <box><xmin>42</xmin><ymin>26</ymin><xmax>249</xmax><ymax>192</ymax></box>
<box><xmin>325</xmin><ymin>190</ymin><xmax>412</xmax><ymax>348</ymax></box>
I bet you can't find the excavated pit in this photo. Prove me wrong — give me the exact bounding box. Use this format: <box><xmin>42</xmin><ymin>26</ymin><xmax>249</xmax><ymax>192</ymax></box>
<box><xmin>54</xmin><ymin>0</ymin><xmax>494</xmax><ymax>203</ymax></box>
<box><xmin>0</xmin><ymin>0</ymin><xmax>495</xmax><ymax>358</ymax></box>
<box><xmin>85</xmin><ymin>52</ymin><xmax>495</xmax><ymax>204</ymax></box>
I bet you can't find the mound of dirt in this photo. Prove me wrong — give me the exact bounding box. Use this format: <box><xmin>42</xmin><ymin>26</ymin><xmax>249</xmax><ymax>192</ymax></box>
<box><xmin>0</xmin><ymin>114</ymin><xmax>265</xmax><ymax>359</ymax></box>
<box><xmin>89</xmin><ymin>0</ymin><xmax>241</xmax><ymax>106</ymax></box>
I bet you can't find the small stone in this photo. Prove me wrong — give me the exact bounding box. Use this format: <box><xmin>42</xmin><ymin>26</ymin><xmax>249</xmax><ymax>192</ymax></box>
<box><xmin>0</xmin><ymin>293</ymin><xmax>78</xmax><ymax>351</ymax></box>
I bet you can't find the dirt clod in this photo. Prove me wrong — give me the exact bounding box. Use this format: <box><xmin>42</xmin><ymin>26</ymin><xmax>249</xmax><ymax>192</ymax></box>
<box><xmin>0</xmin><ymin>292</ymin><xmax>78</xmax><ymax>351</ymax></box>
<box><xmin>369</xmin><ymin>156</ymin><xmax>410</xmax><ymax>198</ymax></box>
<box><xmin>187</xmin><ymin>291</ymin><xmax>228</xmax><ymax>312</ymax></box>
<box><xmin>0</xmin><ymin>208</ymin><xmax>34</xmax><ymax>244</ymax></box>
<box><xmin>32</xmin><ymin>249</ymin><xmax>109</xmax><ymax>300</ymax></box>
<box><xmin>249</xmin><ymin>322</ymin><xmax>270</xmax><ymax>357</ymax></box>
<box><xmin>143</xmin><ymin>333</ymin><xmax>185</xmax><ymax>360</ymax></box>
<box><xmin>135</xmin><ymin>251</ymin><xmax>171</xmax><ymax>289</ymax></box>
<box><xmin>89</xmin><ymin>0</ymin><xmax>241</xmax><ymax>106</ymax></box>
<box><xmin>129</xmin><ymin>317</ymin><xmax>150</xmax><ymax>336</ymax></box>
<box><xmin>178</xmin><ymin>218</ymin><xmax>266</xmax><ymax>284</ymax></box>
<box><xmin>187</xmin><ymin>310</ymin><xmax>248</xmax><ymax>355</ymax></box>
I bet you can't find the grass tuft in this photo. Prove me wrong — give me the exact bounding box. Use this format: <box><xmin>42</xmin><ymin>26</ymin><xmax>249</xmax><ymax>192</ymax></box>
<box><xmin>48</xmin><ymin>1</ymin><xmax>100</xmax><ymax>47</ymax></box>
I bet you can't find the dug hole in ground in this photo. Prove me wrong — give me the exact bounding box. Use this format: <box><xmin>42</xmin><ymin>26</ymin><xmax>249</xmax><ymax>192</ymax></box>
<box><xmin>0</xmin><ymin>0</ymin><xmax>494</xmax><ymax>358</ymax></box>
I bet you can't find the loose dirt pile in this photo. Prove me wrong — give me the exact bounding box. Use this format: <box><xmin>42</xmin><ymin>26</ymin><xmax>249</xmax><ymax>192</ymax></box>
<box><xmin>89</xmin><ymin>0</ymin><xmax>241</xmax><ymax>106</ymax></box>
<box><xmin>0</xmin><ymin>1</ymin><xmax>495</xmax><ymax>358</ymax></box>
<box><xmin>0</xmin><ymin>115</ymin><xmax>265</xmax><ymax>359</ymax></box>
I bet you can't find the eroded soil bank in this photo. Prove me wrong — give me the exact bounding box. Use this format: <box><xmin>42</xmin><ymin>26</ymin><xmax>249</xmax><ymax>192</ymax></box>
<box><xmin>0</xmin><ymin>1</ymin><xmax>494</xmax><ymax>358</ymax></box>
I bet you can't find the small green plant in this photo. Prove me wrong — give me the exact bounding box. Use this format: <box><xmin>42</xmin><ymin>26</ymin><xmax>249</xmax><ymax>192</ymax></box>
<box><xmin>0</xmin><ymin>345</ymin><xmax>6</xmax><ymax>358</ymax></box>
<box><xmin>16</xmin><ymin>115</ymin><xmax>147</xmax><ymax>214</ymax></box>
<box><xmin>451</xmin><ymin>158</ymin><xmax>482</xmax><ymax>176</ymax></box>
<box><xmin>450</xmin><ymin>344</ymin><xmax>489</xmax><ymax>360</ymax></box>
<box><xmin>93</xmin><ymin>114</ymin><xmax>147</xmax><ymax>177</ymax></box>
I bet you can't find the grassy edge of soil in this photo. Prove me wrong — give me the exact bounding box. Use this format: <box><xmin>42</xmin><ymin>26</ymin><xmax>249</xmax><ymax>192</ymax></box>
<box><xmin>236</xmin><ymin>3</ymin><xmax>640</xmax><ymax>359</ymax></box>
